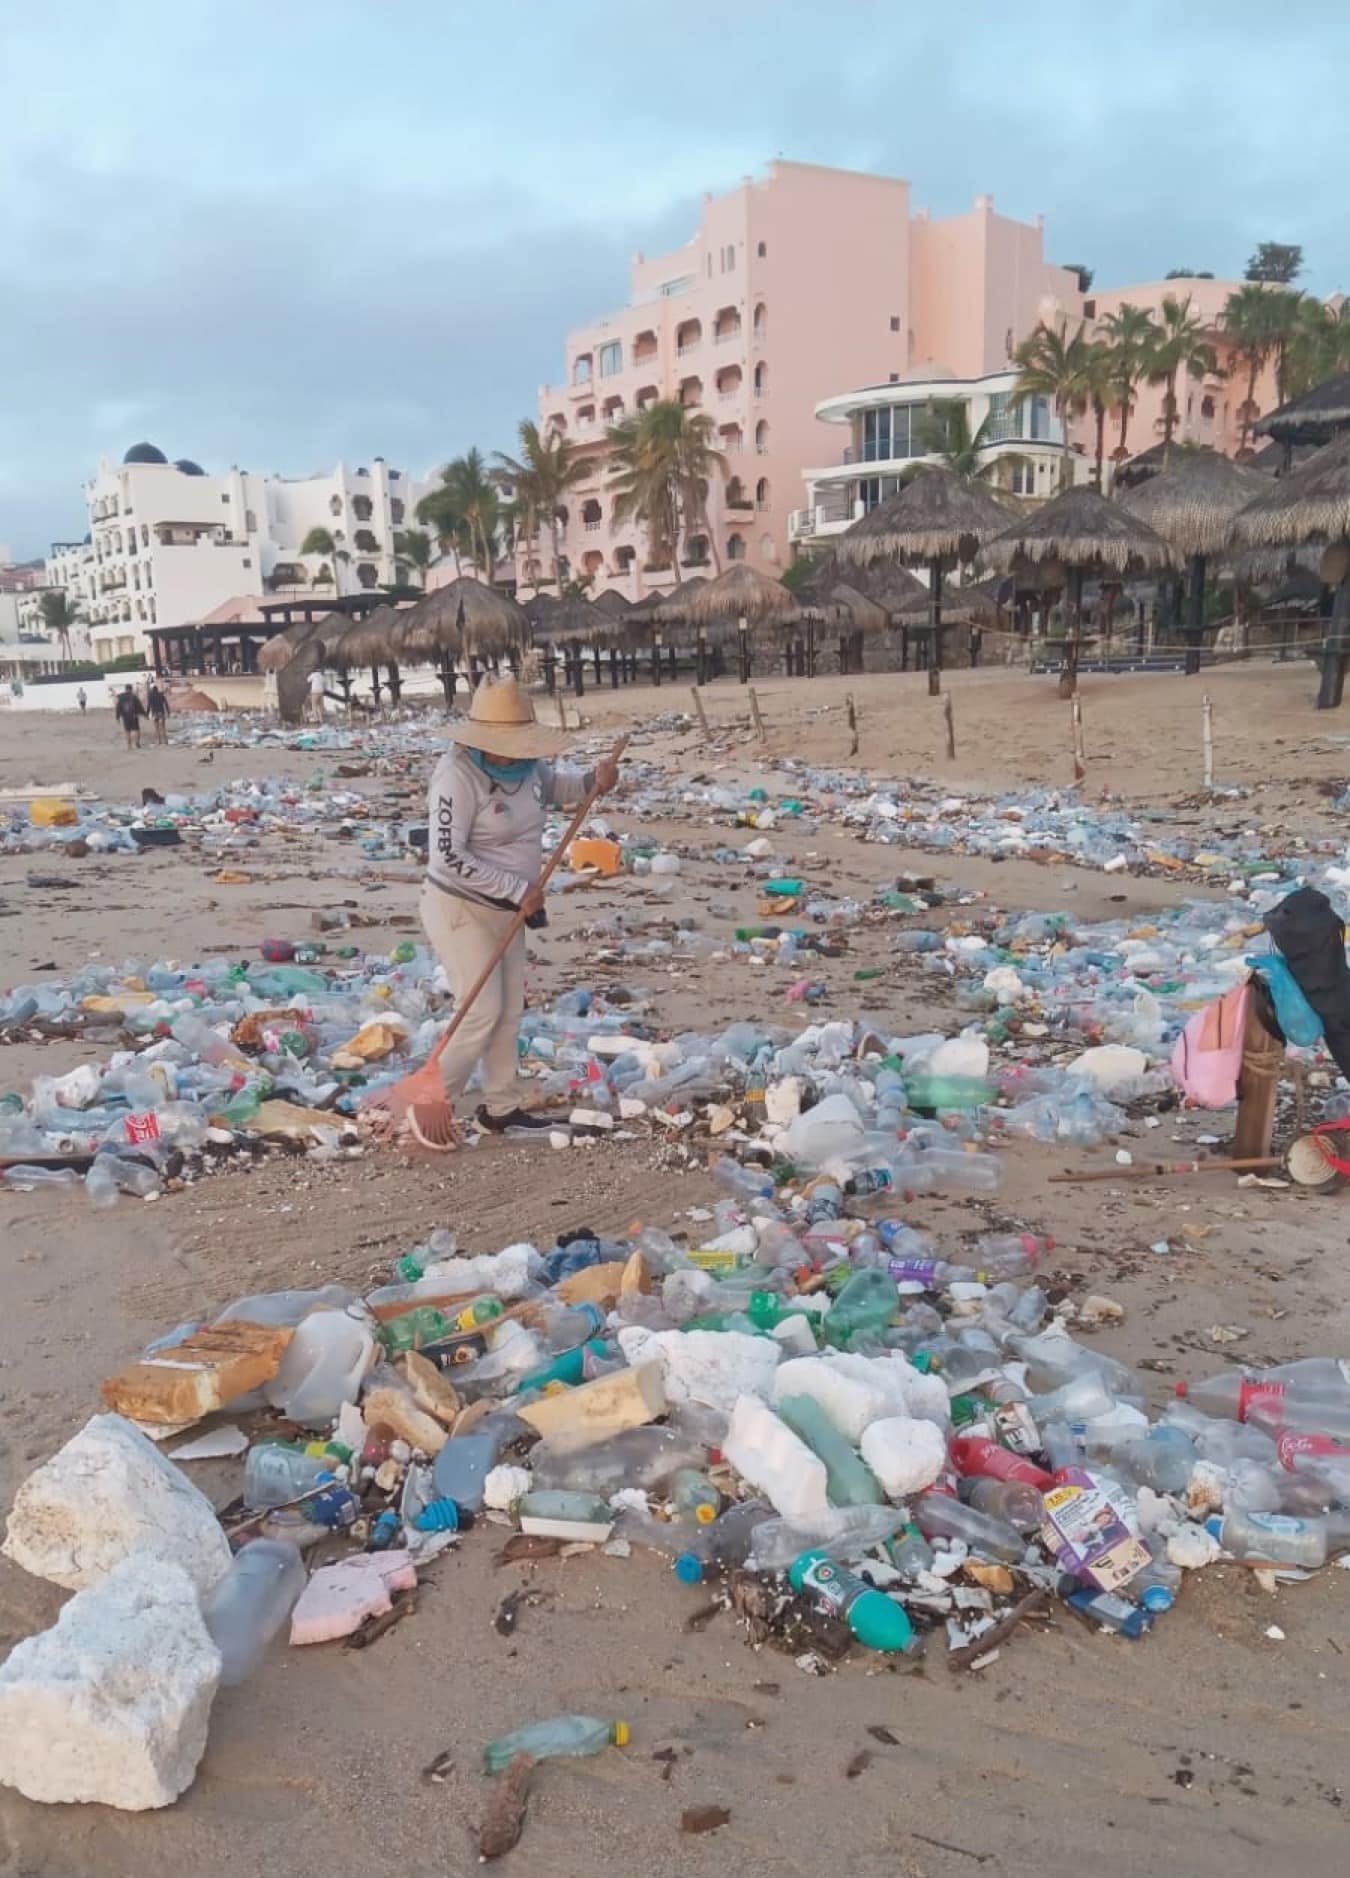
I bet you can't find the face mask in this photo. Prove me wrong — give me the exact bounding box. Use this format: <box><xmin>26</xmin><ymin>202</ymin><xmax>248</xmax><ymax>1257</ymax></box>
<box><xmin>470</xmin><ymin>749</ymin><xmax>536</xmax><ymax>785</ymax></box>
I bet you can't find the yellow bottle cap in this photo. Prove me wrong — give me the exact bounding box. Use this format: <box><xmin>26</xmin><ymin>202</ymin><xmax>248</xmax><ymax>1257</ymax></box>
<box><xmin>611</xmin><ymin>1722</ymin><xmax>630</xmax><ymax>1747</ymax></box>
<box><xmin>693</xmin><ymin>1504</ymin><xmax>716</xmax><ymax>1524</ymax></box>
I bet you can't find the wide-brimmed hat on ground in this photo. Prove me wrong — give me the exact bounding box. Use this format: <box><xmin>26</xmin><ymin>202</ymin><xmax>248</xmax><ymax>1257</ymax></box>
<box><xmin>445</xmin><ymin>675</ymin><xmax>569</xmax><ymax>759</ymax></box>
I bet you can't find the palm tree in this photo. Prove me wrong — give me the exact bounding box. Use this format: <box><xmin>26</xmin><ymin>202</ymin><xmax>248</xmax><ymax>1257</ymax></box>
<box><xmin>914</xmin><ymin>399</ymin><xmax>1028</xmax><ymax>487</ymax></box>
<box><xmin>440</xmin><ymin>450</ymin><xmax>500</xmax><ymax>583</ymax></box>
<box><xmin>393</xmin><ymin>529</ymin><xmax>433</xmax><ymax>589</ymax></box>
<box><xmin>1284</xmin><ymin>300</ymin><xmax>1350</xmax><ymax>401</ymax></box>
<box><xmin>415</xmin><ymin>485</ymin><xmax>467</xmax><ymax>577</ymax></box>
<box><xmin>606</xmin><ymin>400</ymin><xmax>727</xmax><ymax>574</ymax></box>
<box><xmin>1144</xmin><ymin>295</ymin><xmax>1217</xmax><ymax>456</ymax></box>
<box><xmin>38</xmin><ymin>589</ymin><xmax>81</xmax><ymax>659</ymax></box>
<box><xmin>1221</xmin><ymin>284</ymin><xmax>1285</xmax><ymax>458</ymax></box>
<box><xmin>1012</xmin><ymin>320</ymin><xmax>1096</xmax><ymax>488</ymax></box>
<box><xmin>493</xmin><ymin>421</ymin><xmax>589</xmax><ymax>590</ymax></box>
<box><xmin>1098</xmin><ymin>303</ymin><xmax>1158</xmax><ymax>461</ymax></box>
<box><xmin>1081</xmin><ymin>343</ymin><xmax>1117</xmax><ymax>489</ymax></box>
<box><xmin>300</xmin><ymin>526</ymin><xmax>344</xmax><ymax>595</ymax></box>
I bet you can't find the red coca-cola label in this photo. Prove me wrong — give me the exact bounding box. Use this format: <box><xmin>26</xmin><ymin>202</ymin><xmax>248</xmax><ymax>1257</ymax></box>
<box><xmin>1237</xmin><ymin>1378</ymin><xmax>1285</xmax><ymax>1422</ymax></box>
<box><xmin>1277</xmin><ymin>1431</ymin><xmax>1350</xmax><ymax>1469</ymax></box>
<box><xmin>123</xmin><ymin>1111</ymin><xmax>161</xmax><ymax>1145</ymax></box>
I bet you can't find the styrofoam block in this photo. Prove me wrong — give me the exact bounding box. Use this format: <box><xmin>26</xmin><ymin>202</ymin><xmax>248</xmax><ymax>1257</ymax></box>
<box><xmin>772</xmin><ymin>1355</ymin><xmax>887</xmax><ymax>1444</ymax></box>
<box><xmin>860</xmin><ymin>1416</ymin><xmax>948</xmax><ymax>1499</ymax></box>
<box><xmin>723</xmin><ymin>1394</ymin><xmax>828</xmax><ymax>1519</ymax></box>
<box><xmin>615</xmin><ymin>1327</ymin><xmax>778</xmax><ymax>1413</ymax></box>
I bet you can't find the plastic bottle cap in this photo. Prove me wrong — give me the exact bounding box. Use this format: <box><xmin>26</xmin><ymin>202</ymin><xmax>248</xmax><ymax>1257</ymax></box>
<box><xmin>610</xmin><ymin>1722</ymin><xmax>631</xmax><ymax>1746</ymax></box>
<box><xmin>672</xmin><ymin>1553</ymin><xmax>705</xmax><ymax>1584</ymax></box>
<box><xmin>1140</xmin><ymin>1585</ymin><xmax>1174</xmax><ymax>1614</ymax></box>
<box><xmin>693</xmin><ymin>1504</ymin><xmax>716</xmax><ymax>1525</ymax></box>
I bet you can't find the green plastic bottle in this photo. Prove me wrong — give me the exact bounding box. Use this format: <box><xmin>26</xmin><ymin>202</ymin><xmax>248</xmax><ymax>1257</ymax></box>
<box><xmin>390</xmin><ymin>939</ymin><xmax>417</xmax><ymax>965</ymax></box>
<box><xmin>511</xmin><ymin>1338</ymin><xmax>607</xmax><ymax>1395</ymax></box>
<box><xmin>483</xmin><ymin>1715</ymin><xmax>629</xmax><ymax>1775</ymax></box>
<box><xmin>776</xmin><ymin>1396</ymin><xmax>884</xmax><ymax>1507</ymax></box>
<box><xmin>380</xmin><ymin>1305</ymin><xmax>450</xmax><ymax>1353</ymax></box>
<box><xmin>394</xmin><ymin>1251</ymin><xmax>425</xmax><ymax>1284</ymax></box>
<box><xmin>788</xmin><ymin>1549</ymin><xmax>914</xmax><ymax>1652</ymax></box>
<box><xmin>670</xmin><ymin>1467</ymin><xmax>720</xmax><ymax>1524</ymax></box>
<box><xmin>823</xmin><ymin>1270</ymin><xmax>899</xmax><ymax>1350</ymax></box>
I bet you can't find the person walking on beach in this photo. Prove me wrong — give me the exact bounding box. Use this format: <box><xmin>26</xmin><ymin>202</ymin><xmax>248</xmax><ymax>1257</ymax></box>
<box><xmin>75</xmin><ymin>686</ymin><xmax>87</xmax><ymax>714</ymax></box>
<box><xmin>147</xmin><ymin>681</ymin><xmax>170</xmax><ymax>744</ymax></box>
<box><xmin>307</xmin><ymin>668</ymin><xmax>327</xmax><ymax>724</ymax></box>
<box><xmin>114</xmin><ymin>685</ymin><xmax>145</xmax><ymax>750</ymax></box>
<box><xmin>421</xmin><ymin>675</ymin><xmax>619</xmax><ymax>1136</ymax></box>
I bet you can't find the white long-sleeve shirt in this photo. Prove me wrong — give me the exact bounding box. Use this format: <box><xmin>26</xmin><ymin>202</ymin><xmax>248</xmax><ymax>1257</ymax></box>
<box><xmin>425</xmin><ymin>746</ymin><xmax>593</xmax><ymax>909</ymax></box>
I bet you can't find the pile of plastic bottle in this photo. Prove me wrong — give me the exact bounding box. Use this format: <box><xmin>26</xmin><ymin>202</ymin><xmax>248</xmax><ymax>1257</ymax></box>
<box><xmin>117</xmin><ymin>1133</ymin><xmax>1350</xmax><ymax>1683</ymax></box>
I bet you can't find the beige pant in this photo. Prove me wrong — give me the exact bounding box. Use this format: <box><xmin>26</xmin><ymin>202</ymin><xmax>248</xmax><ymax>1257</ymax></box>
<box><xmin>419</xmin><ymin>882</ymin><xmax>525</xmax><ymax>1115</ymax></box>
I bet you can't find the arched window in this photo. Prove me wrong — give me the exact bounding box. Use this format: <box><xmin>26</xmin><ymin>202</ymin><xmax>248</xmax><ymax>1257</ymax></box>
<box><xmin>353</xmin><ymin>529</ymin><xmax>379</xmax><ymax>552</ymax></box>
<box><xmin>683</xmin><ymin>535</ymin><xmax>709</xmax><ymax>567</ymax></box>
<box><xmin>756</xmin><ymin>241</ymin><xmax>766</xmax><ymax>258</ymax></box>
<box><xmin>679</xmin><ymin>376</ymin><xmax>703</xmax><ymax>408</ymax></box>
<box><xmin>572</xmin><ymin>353</ymin><xmax>592</xmax><ymax>384</ymax></box>
<box><xmin>676</xmin><ymin>318</ymin><xmax>702</xmax><ymax>354</ymax></box>
<box><xmin>1201</xmin><ymin>394</ymin><xmax>1216</xmax><ymax>419</ymax></box>
<box><xmin>755</xmin><ymin>478</ymin><xmax>770</xmax><ymax>509</ymax></box>
<box><xmin>582</xmin><ymin>499</ymin><xmax>602</xmax><ymax>531</ymax></box>
<box><xmin>635</xmin><ymin>385</ymin><xmax>659</xmax><ymax>409</ymax></box>
<box><xmin>726</xmin><ymin>532</ymin><xmax>746</xmax><ymax>561</ymax></box>
<box><xmin>355</xmin><ymin>562</ymin><xmax>378</xmax><ymax>588</ymax></box>
<box><xmin>726</xmin><ymin>476</ymin><xmax>748</xmax><ymax>508</ymax></box>
<box><xmin>753</xmin><ymin>362</ymin><xmax>768</xmax><ymax>397</ymax></box>
<box><xmin>614</xmin><ymin>545</ymin><xmax>636</xmax><ymax>573</ymax></box>
<box><xmin>352</xmin><ymin>494</ymin><xmax>373</xmax><ymax>521</ymax></box>
<box><xmin>329</xmin><ymin>494</ymin><xmax>342</xmax><ymax>515</ymax></box>
<box><xmin>755</xmin><ymin>420</ymin><xmax>769</xmax><ymax>455</ymax></box>
<box><xmin>752</xmin><ymin>302</ymin><xmax>767</xmax><ymax>340</ymax></box>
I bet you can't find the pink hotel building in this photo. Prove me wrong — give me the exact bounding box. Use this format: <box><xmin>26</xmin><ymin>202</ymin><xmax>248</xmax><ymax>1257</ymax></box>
<box><xmin>521</xmin><ymin>161</ymin><xmax>1083</xmax><ymax>599</ymax></box>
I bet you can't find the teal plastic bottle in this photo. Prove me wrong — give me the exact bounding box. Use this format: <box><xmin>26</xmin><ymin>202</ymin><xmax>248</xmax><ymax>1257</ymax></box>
<box><xmin>823</xmin><ymin>1270</ymin><xmax>899</xmax><ymax>1350</ymax></box>
<box><xmin>775</xmin><ymin>1395</ymin><xmax>884</xmax><ymax>1507</ymax></box>
<box><xmin>788</xmin><ymin>1549</ymin><xmax>914</xmax><ymax>1652</ymax></box>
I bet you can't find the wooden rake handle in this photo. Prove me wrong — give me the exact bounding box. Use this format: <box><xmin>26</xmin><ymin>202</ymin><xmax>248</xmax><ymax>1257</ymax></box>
<box><xmin>426</xmin><ymin>735</ymin><xmax>629</xmax><ymax>1071</ymax></box>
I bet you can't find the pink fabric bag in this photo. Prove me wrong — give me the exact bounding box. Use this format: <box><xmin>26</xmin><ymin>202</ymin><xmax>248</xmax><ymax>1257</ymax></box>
<box><xmin>1171</xmin><ymin>982</ymin><xmax>1248</xmax><ymax>1106</ymax></box>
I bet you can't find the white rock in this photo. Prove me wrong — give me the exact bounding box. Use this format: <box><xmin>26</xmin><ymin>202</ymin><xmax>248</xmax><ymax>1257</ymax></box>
<box><xmin>1167</xmin><ymin>1524</ymin><xmax>1222</xmax><ymax>1569</ymax></box>
<box><xmin>483</xmin><ymin>1465</ymin><xmax>532</xmax><ymax>1512</ymax></box>
<box><xmin>0</xmin><ymin>1556</ymin><xmax>220</xmax><ymax>1809</ymax></box>
<box><xmin>3</xmin><ymin>1413</ymin><xmax>231</xmax><ymax>1596</ymax></box>
<box><xmin>860</xmin><ymin>1417</ymin><xmax>948</xmax><ymax>1498</ymax></box>
<box><xmin>614</xmin><ymin>1327</ymin><xmax>779</xmax><ymax>1413</ymax></box>
<box><xmin>722</xmin><ymin>1395</ymin><xmax>828</xmax><ymax>1519</ymax></box>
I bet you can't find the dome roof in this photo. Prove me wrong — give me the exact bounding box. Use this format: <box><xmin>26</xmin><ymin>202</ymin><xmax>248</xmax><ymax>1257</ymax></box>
<box><xmin>123</xmin><ymin>441</ymin><xmax>168</xmax><ymax>465</ymax></box>
<box><xmin>174</xmin><ymin>458</ymin><xmax>205</xmax><ymax>475</ymax></box>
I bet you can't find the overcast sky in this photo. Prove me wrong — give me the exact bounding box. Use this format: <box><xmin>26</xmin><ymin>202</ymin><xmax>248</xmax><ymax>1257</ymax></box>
<box><xmin>2</xmin><ymin>0</ymin><xmax>1346</xmax><ymax>559</ymax></box>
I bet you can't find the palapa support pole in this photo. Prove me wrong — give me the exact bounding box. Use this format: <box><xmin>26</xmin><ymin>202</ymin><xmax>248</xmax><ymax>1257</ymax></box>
<box><xmin>690</xmin><ymin>685</ymin><xmax>709</xmax><ymax>736</ymax></box>
<box><xmin>845</xmin><ymin>692</ymin><xmax>858</xmax><ymax>758</ymax></box>
<box><xmin>1316</xmin><ymin>571</ymin><xmax>1350</xmax><ymax>711</ymax></box>
<box><xmin>748</xmin><ymin>685</ymin><xmax>766</xmax><ymax>741</ymax></box>
<box><xmin>1232</xmin><ymin>980</ymin><xmax>1285</xmax><ymax>1163</ymax></box>
<box><xmin>556</xmin><ymin>692</ymin><xmax>568</xmax><ymax>733</ymax></box>
<box><xmin>927</xmin><ymin>560</ymin><xmax>943</xmax><ymax>697</ymax></box>
<box><xmin>943</xmin><ymin>692</ymin><xmax>956</xmax><ymax>761</ymax></box>
<box><xmin>1185</xmin><ymin>552</ymin><xmax>1205</xmax><ymax>677</ymax></box>
<box><xmin>1072</xmin><ymin>693</ymin><xmax>1086</xmax><ymax>783</ymax></box>
<box><xmin>1202</xmin><ymin>692</ymin><xmax>1214</xmax><ymax>789</ymax></box>
<box><xmin>737</xmin><ymin>615</ymin><xmax>750</xmax><ymax>683</ymax></box>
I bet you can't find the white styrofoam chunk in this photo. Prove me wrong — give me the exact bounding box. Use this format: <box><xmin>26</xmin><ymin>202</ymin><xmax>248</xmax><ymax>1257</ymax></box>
<box><xmin>723</xmin><ymin>1394</ymin><xmax>829</xmax><ymax>1519</ymax></box>
<box><xmin>615</xmin><ymin>1327</ymin><xmax>779</xmax><ymax>1413</ymax></box>
<box><xmin>772</xmin><ymin>1355</ymin><xmax>887</xmax><ymax>1444</ymax></box>
<box><xmin>0</xmin><ymin>1556</ymin><xmax>221</xmax><ymax>1809</ymax></box>
<box><xmin>2</xmin><ymin>1413</ymin><xmax>232</xmax><ymax>1595</ymax></box>
<box><xmin>860</xmin><ymin>1416</ymin><xmax>948</xmax><ymax>1499</ymax></box>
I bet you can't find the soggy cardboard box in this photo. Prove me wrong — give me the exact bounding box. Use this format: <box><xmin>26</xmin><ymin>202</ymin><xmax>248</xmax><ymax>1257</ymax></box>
<box><xmin>100</xmin><ymin>1322</ymin><xmax>293</xmax><ymax>1425</ymax></box>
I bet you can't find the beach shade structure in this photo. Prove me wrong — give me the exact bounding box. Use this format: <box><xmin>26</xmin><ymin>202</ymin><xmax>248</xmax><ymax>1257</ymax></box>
<box><xmin>1234</xmin><ymin>430</ymin><xmax>1350</xmax><ymax>708</ymax></box>
<box><xmin>390</xmin><ymin>578</ymin><xmax>530</xmax><ymax>698</ymax></box>
<box><xmin>522</xmin><ymin>591</ymin><xmax>560</xmax><ymax>638</ymax></box>
<box><xmin>1119</xmin><ymin>449</ymin><xmax>1267</xmax><ymax>673</ymax></box>
<box><xmin>327</xmin><ymin>604</ymin><xmax>405</xmax><ymax>706</ymax></box>
<box><xmin>592</xmin><ymin>588</ymin><xmax>634</xmax><ymax>619</ymax></box>
<box><xmin>256</xmin><ymin>612</ymin><xmax>341</xmax><ymax>674</ymax></box>
<box><xmin>1255</xmin><ymin>371</ymin><xmax>1350</xmax><ymax>452</ymax></box>
<box><xmin>835</xmin><ymin>467</ymin><xmax>1011</xmax><ymax>692</ymax></box>
<box><xmin>671</xmin><ymin>563</ymin><xmax>803</xmax><ymax>681</ymax></box>
<box><xmin>980</xmin><ymin>485</ymin><xmax>1174</xmax><ymax>696</ymax></box>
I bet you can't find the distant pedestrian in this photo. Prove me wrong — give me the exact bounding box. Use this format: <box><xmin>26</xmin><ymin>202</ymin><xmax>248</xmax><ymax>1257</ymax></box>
<box><xmin>76</xmin><ymin>686</ymin><xmax>87</xmax><ymax>714</ymax></box>
<box><xmin>114</xmin><ymin>685</ymin><xmax>144</xmax><ymax>750</ymax></box>
<box><xmin>307</xmin><ymin>668</ymin><xmax>327</xmax><ymax>724</ymax></box>
<box><xmin>147</xmin><ymin>681</ymin><xmax>170</xmax><ymax>744</ymax></box>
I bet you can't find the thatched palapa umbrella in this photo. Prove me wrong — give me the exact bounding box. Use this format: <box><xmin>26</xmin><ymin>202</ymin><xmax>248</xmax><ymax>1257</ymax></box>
<box><xmin>980</xmin><ymin>485</ymin><xmax>1174</xmax><ymax>696</ymax></box>
<box><xmin>256</xmin><ymin>611</ymin><xmax>343</xmax><ymax>673</ymax></box>
<box><xmin>678</xmin><ymin>562</ymin><xmax>801</xmax><ymax>678</ymax></box>
<box><xmin>836</xmin><ymin>467</ymin><xmax>1011</xmax><ymax>692</ymax></box>
<box><xmin>1119</xmin><ymin>449</ymin><xmax>1266</xmax><ymax>673</ymax></box>
<box><xmin>1255</xmin><ymin>371</ymin><xmax>1350</xmax><ymax>451</ymax></box>
<box><xmin>328</xmin><ymin>603</ymin><xmax>406</xmax><ymax>704</ymax></box>
<box><xmin>592</xmin><ymin>588</ymin><xmax>633</xmax><ymax>619</ymax></box>
<box><xmin>390</xmin><ymin>576</ymin><xmax>529</xmax><ymax>684</ymax></box>
<box><xmin>1235</xmin><ymin>430</ymin><xmax>1350</xmax><ymax>708</ymax></box>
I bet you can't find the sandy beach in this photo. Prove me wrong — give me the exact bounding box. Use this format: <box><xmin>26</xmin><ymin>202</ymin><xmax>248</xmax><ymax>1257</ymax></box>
<box><xmin>1</xmin><ymin>664</ymin><xmax>1348</xmax><ymax>1878</ymax></box>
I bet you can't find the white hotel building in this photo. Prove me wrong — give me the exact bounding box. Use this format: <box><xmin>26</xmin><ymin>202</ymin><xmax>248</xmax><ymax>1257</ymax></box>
<box><xmin>60</xmin><ymin>444</ymin><xmax>436</xmax><ymax>664</ymax></box>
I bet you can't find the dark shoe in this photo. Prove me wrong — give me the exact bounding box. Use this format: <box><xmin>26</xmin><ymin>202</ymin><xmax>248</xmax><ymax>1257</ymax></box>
<box><xmin>476</xmin><ymin>1105</ymin><xmax>558</xmax><ymax>1136</ymax></box>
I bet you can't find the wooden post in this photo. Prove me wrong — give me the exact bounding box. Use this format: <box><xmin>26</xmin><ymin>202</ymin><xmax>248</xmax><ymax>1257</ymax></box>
<box><xmin>845</xmin><ymin>692</ymin><xmax>858</xmax><ymax>758</ymax></box>
<box><xmin>690</xmin><ymin>685</ymin><xmax>709</xmax><ymax>735</ymax></box>
<box><xmin>748</xmin><ymin>685</ymin><xmax>766</xmax><ymax>740</ymax></box>
<box><xmin>1232</xmin><ymin>981</ymin><xmax>1284</xmax><ymax>1162</ymax></box>
<box><xmin>1072</xmin><ymin>693</ymin><xmax>1086</xmax><ymax>783</ymax></box>
<box><xmin>943</xmin><ymin>692</ymin><xmax>956</xmax><ymax>761</ymax></box>
<box><xmin>1202</xmin><ymin>692</ymin><xmax>1214</xmax><ymax>788</ymax></box>
<box><xmin>927</xmin><ymin>559</ymin><xmax>943</xmax><ymax>696</ymax></box>
<box><xmin>556</xmin><ymin>693</ymin><xmax>568</xmax><ymax>732</ymax></box>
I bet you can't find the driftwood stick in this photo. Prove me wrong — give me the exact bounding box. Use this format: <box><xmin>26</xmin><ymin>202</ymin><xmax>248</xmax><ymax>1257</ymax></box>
<box><xmin>946</xmin><ymin>1588</ymin><xmax>1049</xmax><ymax>1672</ymax></box>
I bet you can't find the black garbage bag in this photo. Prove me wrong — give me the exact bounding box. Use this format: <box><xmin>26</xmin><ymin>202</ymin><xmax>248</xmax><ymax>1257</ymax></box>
<box><xmin>1263</xmin><ymin>886</ymin><xmax>1350</xmax><ymax>1080</ymax></box>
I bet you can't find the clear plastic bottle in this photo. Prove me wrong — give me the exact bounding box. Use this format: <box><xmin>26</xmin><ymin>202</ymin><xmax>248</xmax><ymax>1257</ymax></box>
<box><xmin>244</xmin><ymin>1444</ymin><xmax>330</xmax><ymax>1509</ymax></box>
<box><xmin>202</xmin><ymin>1539</ymin><xmax>307</xmax><ymax>1684</ymax></box>
<box><xmin>970</xmin><ymin>1232</ymin><xmax>1053</xmax><ymax>1279</ymax></box>
<box><xmin>913</xmin><ymin>1492</ymin><xmax>1025</xmax><ymax>1563</ymax></box>
<box><xmin>0</xmin><ymin>1165</ymin><xmax>82</xmax><ymax>1192</ymax></box>
<box><xmin>483</xmin><ymin>1715</ymin><xmax>628</xmax><ymax>1775</ymax></box>
<box><xmin>669</xmin><ymin>1468</ymin><xmax>721</xmax><ymax>1525</ymax></box>
<box><xmin>888</xmin><ymin>1523</ymin><xmax>936</xmax><ymax>1576</ymax></box>
<box><xmin>84</xmin><ymin>1158</ymin><xmax>119</xmax><ymax>1209</ymax></box>
<box><xmin>745</xmin><ymin>1505</ymin><xmax>905</xmax><ymax>1572</ymax></box>
<box><xmin>965</xmin><ymin>1477</ymin><xmax>1046</xmax><ymax>1531</ymax></box>
<box><xmin>1182</xmin><ymin>1360</ymin><xmax>1350</xmax><ymax>1440</ymax></box>
<box><xmin>1209</xmin><ymin>1508</ymin><xmax>1329</xmax><ymax>1568</ymax></box>
<box><xmin>530</xmin><ymin>1427</ymin><xmax>707</xmax><ymax>1496</ymax></box>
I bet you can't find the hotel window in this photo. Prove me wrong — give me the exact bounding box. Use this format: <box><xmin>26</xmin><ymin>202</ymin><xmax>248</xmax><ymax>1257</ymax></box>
<box><xmin>1009</xmin><ymin>461</ymin><xmax>1036</xmax><ymax>496</ymax></box>
<box><xmin>598</xmin><ymin>341</ymin><xmax>622</xmax><ymax>377</ymax></box>
<box><xmin>721</xmin><ymin>243</ymin><xmax>736</xmax><ymax>272</ymax></box>
<box><xmin>572</xmin><ymin>355</ymin><xmax>592</xmax><ymax>384</ymax></box>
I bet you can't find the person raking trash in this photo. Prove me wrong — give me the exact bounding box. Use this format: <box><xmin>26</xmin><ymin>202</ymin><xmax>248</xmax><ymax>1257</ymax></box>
<box><xmin>417</xmin><ymin>675</ymin><xmax>619</xmax><ymax>1138</ymax></box>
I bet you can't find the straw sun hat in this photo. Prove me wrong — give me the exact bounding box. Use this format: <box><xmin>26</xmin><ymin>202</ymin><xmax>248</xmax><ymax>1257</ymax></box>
<box><xmin>446</xmin><ymin>675</ymin><xmax>569</xmax><ymax>760</ymax></box>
